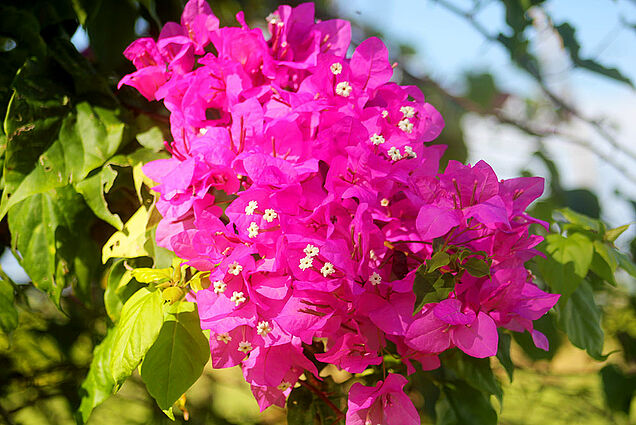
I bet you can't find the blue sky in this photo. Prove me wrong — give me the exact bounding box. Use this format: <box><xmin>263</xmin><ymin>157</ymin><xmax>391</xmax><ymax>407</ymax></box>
<box><xmin>334</xmin><ymin>0</ymin><xmax>636</xmax><ymax>234</ymax></box>
<box><xmin>334</xmin><ymin>0</ymin><xmax>636</xmax><ymax>96</ymax></box>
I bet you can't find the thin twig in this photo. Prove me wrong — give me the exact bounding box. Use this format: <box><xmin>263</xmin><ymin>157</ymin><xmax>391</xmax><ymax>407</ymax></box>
<box><xmin>432</xmin><ymin>0</ymin><xmax>636</xmax><ymax>164</ymax></box>
<box><xmin>298</xmin><ymin>379</ymin><xmax>345</xmax><ymax>421</ymax></box>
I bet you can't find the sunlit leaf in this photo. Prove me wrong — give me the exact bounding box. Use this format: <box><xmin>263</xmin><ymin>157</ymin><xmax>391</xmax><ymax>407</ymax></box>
<box><xmin>110</xmin><ymin>287</ymin><xmax>163</xmax><ymax>385</ymax></box>
<box><xmin>140</xmin><ymin>302</ymin><xmax>209</xmax><ymax>412</ymax></box>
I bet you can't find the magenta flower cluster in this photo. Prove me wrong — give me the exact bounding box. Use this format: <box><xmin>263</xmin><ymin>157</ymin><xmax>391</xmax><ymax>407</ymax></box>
<box><xmin>120</xmin><ymin>1</ymin><xmax>559</xmax><ymax>422</ymax></box>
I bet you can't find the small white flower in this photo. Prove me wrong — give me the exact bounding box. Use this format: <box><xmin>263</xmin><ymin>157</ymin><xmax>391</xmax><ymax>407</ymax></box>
<box><xmin>266</xmin><ymin>13</ymin><xmax>280</xmax><ymax>24</ymax></box>
<box><xmin>369</xmin><ymin>249</ymin><xmax>378</xmax><ymax>261</ymax></box>
<box><xmin>216</xmin><ymin>332</ymin><xmax>232</xmax><ymax>344</ymax></box>
<box><xmin>381</xmin><ymin>110</ymin><xmax>389</xmax><ymax>118</ymax></box>
<box><xmin>228</xmin><ymin>261</ymin><xmax>243</xmax><ymax>276</ymax></box>
<box><xmin>247</xmin><ymin>222</ymin><xmax>259</xmax><ymax>238</ymax></box>
<box><xmin>277</xmin><ymin>381</ymin><xmax>292</xmax><ymax>391</ymax></box>
<box><xmin>245</xmin><ymin>200</ymin><xmax>258</xmax><ymax>215</ymax></box>
<box><xmin>403</xmin><ymin>145</ymin><xmax>417</xmax><ymax>158</ymax></box>
<box><xmin>330</xmin><ymin>62</ymin><xmax>342</xmax><ymax>75</ymax></box>
<box><xmin>257</xmin><ymin>321</ymin><xmax>272</xmax><ymax>336</ymax></box>
<box><xmin>369</xmin><ymin>272</ymin><xmax>382</xmax><ymax>285</ymax></box>
<box><xmin>400</xmin><ymin>105</ymin><xmax>415</xmax><ymax>118</ymax></box>
<box><xmin>370</xmin><ymin>133</ymin><xmax>385</xmax><ymax>146</ymax></box>
<box><xmin>263</xmin><ymin>208</ymin><xmax>278</xmax><ymax>223</ymax></box>
<box><xmin>213</xmin><ymin>280</ymin><xmax>227</xmax><ymax>294</ymax></box>
<box><xmin>320</xmin><ymin>262</ymin><xmax>335</xmax><ymax>277</ymax></box>
<box><xmin>199</xmin><ymin>128</ymin><xmax>208</xmax><ymax>135</ymax></box>
<box><xmin>230</xmin><ymin>291</ymin><xmax>246</xmax><ymax>306</ymax></box>
<box><xmin>398</xmin><ymin>118</ymin><xmax>414</xmax><ymax>134</ymax></box>
<box><xmin>304</xmin><ymin>244</ymin><xmax>320</xmax><ymax>257</ymax></box>
<box><xmin>299</xmin><ymin>256</ymin><xmax>314</xmax><ymax>270</ymax></box>
<box><xmin>238</xmin><ymin>340</ymin><xmax>253</xmax><ymax>354</ymax></box>
<box><xmin>335</xmin><ymin>81</ymin><xmax>352</xmax><ymax>97</ymax></box>
<box><xmin>380</xmin><ymin>198</ymin><xmax>390</xmax><ymax>207</ymax></box>
<box><xmin>387</xmin><ymin>146</ymin><xmax>403</xmax><ymax>161</ymax></box>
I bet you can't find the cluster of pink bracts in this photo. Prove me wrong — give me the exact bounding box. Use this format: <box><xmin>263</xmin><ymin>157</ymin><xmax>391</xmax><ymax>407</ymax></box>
<box><xmin>120</xmin><ymin>1</ymin><xmax>559</xmax><ymax>423</ymax></box>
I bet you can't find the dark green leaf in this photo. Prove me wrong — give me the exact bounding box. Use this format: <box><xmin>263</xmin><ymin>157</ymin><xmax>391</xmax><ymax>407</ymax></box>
<box><xmin>462</xmin><ymin>257</ymin><xmax>491</xmax><ymax>278</ymax></box>
<box><xmin>7</xmin><ymin>186</ymin><xmax>98</xmax><ymax>305</ymax></box>
<box><xmin>536</xmin><ymin>254</ymin><xmax>582</xmax><ymax>302</ymax></box>
<box><xmin>110</xmin><ymin>287</ymin><xmax>164</xmax><ymax>385</ymax></box>
<box><xmin>444</xmin><ymin>353</ymin><xmax>502</xmax><ymax>405</ymax></box>
<box><xmin>600</xmin><ymin>364</ymin><xmax>636</xmax><ymax>414</ymax></box>
<box><xmin>141</xmin><ymin>302</ymin><xmax>209</xmax><ymax>412</ymax></box>
<box><xmin>287</xmin><ymin>385</ymin><xmax>317</xmax><ymax>425</ymax></box>
<box><xmin>1</xmin><ymin>102</ymin><xmax>126</xmax><ymax>219</ymax></box>
<box><xmin>556</xmin><ymin>22</ymin><xmax>633</xmax><ymax>87</ymax></box>
<box><xmin>589</xmin><ymin>241</ymin><xmax>617</xmax><ymax>286</ymax></box>
<box><xmin>436</xmin><ymin>381</ymin><xmax>497</xmax><ymax>425</ymax></box>
<box><xmin>78</xmin><ymin>328</ymin><xmax>117</xmax><ymax>423</ymax></box>
<box><xmin>84</xmin><ymin>0</ymin><xmax>138</xmax><ymax>70</ymax></box>
<box><xmin>464</xmin><ymin>72</ymin><xmax>499</xmax><ymax>110</ymax></box>
<box><xmin>512</xmin><ymin>313</ymin><xmax>561</xmax><ymax>361</ymax></box>
<box><xmin>495</xmin><ymin>332</ymin><xmax>514</xmax><ymax>382</ymax></box>
<box><xmin>557</xmin><ymin>280</ymin><xmax>605</xmax><ymax>360</ymax></box>
<box><xmin>0</xmin><ymin>279</ymin><xmax>18</xmax><ymax>333</ymax></box>
<box><xmin>613</xmin><ymin>251</ymin><xmax>636</xmax><ymax>279</ymax></box>
<box><xmin>427</xmin><ymin>251</ymin><xmax>450</xmax><ymax>272</ymax></box>
<box><xmin>414</xmin><ymin>269</ymin><xmax>455</xmax><ymax>314</ymax></box>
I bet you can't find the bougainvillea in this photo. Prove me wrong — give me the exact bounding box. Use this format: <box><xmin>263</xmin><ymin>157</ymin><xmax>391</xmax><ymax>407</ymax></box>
<box><xmin>119</xmin><ymin>0</ymin><xmax>560</xmax><ymax>421</ymax></box>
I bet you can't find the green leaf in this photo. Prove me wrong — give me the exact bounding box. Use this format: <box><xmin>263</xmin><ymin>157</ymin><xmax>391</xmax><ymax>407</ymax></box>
<box><xmin>536</xmin><ymin>254</ymin><xmax>582</xmax><ymax>302</ymax></box>
<box><xmin>613</xmin><ymin>251</ymin><xmax>636</xmax><ymax>279</ymax></box>
<box><xmin>287</xmin><ymin>385</ymin><xmax>317</xmax><ymax>425</ymax></box>
<box><xmin>436</xmin><ymin>381</ymin><xmax>497</xmax><ymax>425</ymax></box>
<box><xmin>556</xmin><ymin>22</ymin><xmax>633</xmax><ymax>87</ymax></box>
<box><xmin>7</xmin><ymin>186</ymin><xmax>98</xmax><ymax>305</ymax></box>
<box><xmin>140</xmin><ymin>302</ymin><xmax>209</xmax><ymax>411</ymax></box>
<box><xmin>600</xmin><ymin>364</ymin><xmax>636</xmax><ymax>414</ymax></box>
<box><xmin>136</xmin><ymin>124</ymin><xmax>166</xmax><ymax>152</ymax></box>
<box><xmin>495</xmin><ymin>332</ymin><xmax>514</xmax><ymax>382</ymax></box>
<box><xmin>49</xmin><ymin>37</ymin><xmax>116</xmax><ymax>105</ymax></box>
<box><xmin>74</xmin><ymin>164</ymin><xmax>123</xmax><ymax>229</ymax></box>
<box><xmin>78</xmin><ymin>328</ymin><xmax>117</xmax><ymax>423</ymax></box>
<box><xmin>462</xmin><ymin>257</ymin><xmax>491</xmax><ymax>277</ymax></box>
<box><xmin>444</xmin><ymin>353</ymin><xmax>502</xmax><ymax>405</ymax></box>
<box><xmin>427</xmin><ymin>251</ymin><xmax>451</xmax><ymax>272</ymax></box>
<box><xmin>464</xmin><ymin>72</ymin><xmax>499</xmax><ymax>110</ymax></box>
<box><xmin>110</xmin><ymin>287</ymin><xmax>164</xmax><ymax>385</ymax></box>
<box><xmin>554</xmin><ymin>207</ymin><xmax>602</xmax><ymax>232</ymax></box>
<box><xmin>589</xmin><ymin>241</ymin><xmax>618</xmax><ymax>286</ymax></box>
<box><xmin>545</xmin><ymin>233</ymin><xmax>593</xmax><ymax>278</ymax></box>
<box><xmin>84</xmin><ymin>0</ymin><xmax>138</xmax><ymax>70</ymax></box>
<box><xmin>0</xmin><ymin>102</ymin><xmax>125</xmax><ymax>219</ymax></box>
<box><xmin>557</xmin><ymin>280</ymin><xmax>605</xmax><ymax>360</ymax></box>
<box><xmin>131</xmin><ymin>267</ymin><xmax>173</xmax><ymax>284</ymax></box>
<box><xmin>605</xmin><ymin>224</ymin><xmax>630</xmax><ymax>242</ymax></box>
<box><xmin>102</xmin><ymin>206</ymin><xmax>152</xmax><ymax>263</ymax></box>
<box><xmin>0</xmin><ymin>279</ymin><xmax>18</xmax><ymax>333</ymax></box>
<box><xmin>414</xmin><ymin>268</ymin><xmax>455</xmax><ymax>314</ymax></box>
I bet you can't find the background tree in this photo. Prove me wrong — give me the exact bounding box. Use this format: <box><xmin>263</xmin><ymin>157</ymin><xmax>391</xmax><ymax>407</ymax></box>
<box><xmin>0</xmin><ymin>1</ymin><xmax>634</xmax><ymax>424</ymax></box>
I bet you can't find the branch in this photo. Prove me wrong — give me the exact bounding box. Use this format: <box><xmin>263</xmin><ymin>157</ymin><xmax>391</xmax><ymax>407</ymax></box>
<box><xmin>406</xmin><ymin>70</ymin><xmax>636</xmax><ymax>182</ymax></box>
<box><xmin>298</xmin><ymin>378</ymin><xmax>345</xmax><ymax>421</ymax></box>
<box><xmin>432</xmin><ymin>0</ymin><xmax>636</xmax><ymax>163</ymax></box>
